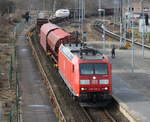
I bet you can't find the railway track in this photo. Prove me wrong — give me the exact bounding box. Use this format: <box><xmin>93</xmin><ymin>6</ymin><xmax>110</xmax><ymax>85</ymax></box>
<box><xmin>82</xmin><ymin>107</ymin><xmax>116</xmax><ymax>122</ymax></box>
<box><xmin>82</xmin><ymin>101</ymin><xmax>129</xmax><ymax>122</ymax></box>
<box><xmin>93</xmin><ymin>21</ymin><xmax>150</xmax><ymax>49</ymax></box>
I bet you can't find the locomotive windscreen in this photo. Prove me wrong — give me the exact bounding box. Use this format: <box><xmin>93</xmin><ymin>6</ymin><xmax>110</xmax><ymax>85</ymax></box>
<box><xmin>80</xmin><ymin>63</ymin><xmax>108</xmax><ymax>75</ymax></box>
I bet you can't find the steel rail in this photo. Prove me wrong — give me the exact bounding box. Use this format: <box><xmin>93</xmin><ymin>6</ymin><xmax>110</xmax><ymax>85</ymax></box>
<box><xmin>104</xmin><ymin>110</ymin><xmax>116</xmax><ymax>122</ymax></box>
<box><xmin>81</xmin><ymin>107</ymin><xmax>94</xmax><ymax>122</ymax></box>
<box><xmin>83</xmin><ymin>107</ymin><xmax>118</xmax><ymax>122</ymax></box>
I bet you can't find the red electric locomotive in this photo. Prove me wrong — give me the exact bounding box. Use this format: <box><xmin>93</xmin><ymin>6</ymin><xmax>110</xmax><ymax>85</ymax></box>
<box><xmin>58</xmin><ymin>44</ymin><xmax>112</xmax><ymax>106</ymax></box>
<box><xmin>40</xmin><ymin>23</ymin><xmax>112</xmax><ymax>106</ymax></box>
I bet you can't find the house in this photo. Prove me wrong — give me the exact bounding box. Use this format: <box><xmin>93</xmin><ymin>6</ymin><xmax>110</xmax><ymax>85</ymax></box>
<box><xmin>123</xmin><ymin>0</ymin><xmax>150</xmax><ymax>17</ymax></box>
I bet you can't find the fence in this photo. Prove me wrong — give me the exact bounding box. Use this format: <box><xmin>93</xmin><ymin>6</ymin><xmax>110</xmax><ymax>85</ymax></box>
<box><xmin>8</xmin><ymin>18</ymin><xmax>26</xmax><ymax>122</ymax></box>
<box><xmin>8</xmin><ymin>72</ymin><xmax>20</xmax><ymax>122</ymax></box>
<box><xmin>7</xmin><ymin>12</ymin><xmax>37</xmax><ymax>122</ymax></box>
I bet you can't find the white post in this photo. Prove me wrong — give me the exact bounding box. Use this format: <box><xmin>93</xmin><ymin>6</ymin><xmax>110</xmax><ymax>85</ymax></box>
<box><xmin>102</xmin><ymin>25</ymin><xmax>105</xmax><ymax>51</ymax></box>
<box><xmin>102</xmin><ymin>23</ymin><xmax>105</xmax><ymax>51</ymax></box>
<box><xmin>104</xmin><ymin>10</ymin><xmax>106</xmax><ymax>49</ymax></box>
<box><xmin>78</xmin><ymin>0</ymin><xmax>81</xmax><ymax>33</ymax></box>
<box><xmin>53</xmin><ymin>0</ymin><xmax>56</xmax><ymax>12</ymax></box>
<box><xmin>142</xmin><ymin>26</ymin><xmax>145</xmax><ymax>57</ymax></box>
<box><xmin>142</xmin><ymin>0</ymin><xmax>145</xmax><ymax>57</ymax></box>
<box><xmin>131</xmin><ymin>12</ymin><xmax>134</xmax><ymax>73</ymax></box>
<box><xmin>120</xmin><ymin>0</ymin><xmax>123</xmax><ymax>48</ymax></box>
<box><xmin>74</xmin><ymin>0</ymin><xmax>76</xmax><ymax>21</ymax></box>
<box><xmin>99</xmin><ymin>0</ymin><xmax>101</xmax><ymax>20</ymax></box>
<box><xmin>113</xmin><ymin>0</ymin><xmax>116</xmax><ymax>32</ymax></box>
<box><xmin>83</xmin><ymin>0</ymin><xmax>85</xmax><ymax>20</ymax></box>
<box><xmin>98</xmin><ymin>9</ymin><xmax>105</xmax><ymax>51</ymax></box>
<box><xmin>124</xmin><ymin>17</ymin><xmax>127</xmax><ymax>43</ymax></box>
<box><xmin>120</xmin><ymin>18</ymin><xmax>122</xmax><ymax>47</ymax></box>
<box><xmin>81</xmin><ymin>0</ymin><xmax>84</xmax><ymax>40</ymax></box>
<box><xmin>127</xmin><ymin>0</ymin><xmax>130</xmax><ymax>31</ymax></box>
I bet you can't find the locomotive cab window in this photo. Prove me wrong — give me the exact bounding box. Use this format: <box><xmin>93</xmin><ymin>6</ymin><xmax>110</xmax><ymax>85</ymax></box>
<box><xmin>80</xmin><ymin>63</ymin><xmax>108</xmax><ymax>75</ymax></box>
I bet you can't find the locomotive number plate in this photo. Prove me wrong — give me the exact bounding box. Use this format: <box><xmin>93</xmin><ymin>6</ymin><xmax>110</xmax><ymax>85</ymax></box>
<box><xmin>91</xmin><ymin>80</ymin><xmax>98</xmax><ymax>84</ymax></box>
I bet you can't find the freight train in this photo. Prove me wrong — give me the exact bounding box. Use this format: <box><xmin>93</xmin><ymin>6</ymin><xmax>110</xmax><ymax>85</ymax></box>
<box><xmin>38</xmin><ymin>18</ymin><xmax>112</xmax><ymax>106</ymax></box>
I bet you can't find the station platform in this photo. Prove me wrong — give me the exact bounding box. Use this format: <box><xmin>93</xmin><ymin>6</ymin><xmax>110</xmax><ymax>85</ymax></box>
<box><xmin>16</xmin><ymin>25</ymin><xmax>58</xmax><ymax>122</ymax></box>
<box><xmin>109</xmin><ymin>46</ymin><xmax>150</xmax><ymax>122</ymax></box>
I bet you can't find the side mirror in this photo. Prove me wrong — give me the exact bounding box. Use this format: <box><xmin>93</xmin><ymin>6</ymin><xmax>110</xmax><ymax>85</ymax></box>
<box><xmin>72</xmin><ymin>64</ymin><xmax>74</xmax><ymax>72</ymax></box>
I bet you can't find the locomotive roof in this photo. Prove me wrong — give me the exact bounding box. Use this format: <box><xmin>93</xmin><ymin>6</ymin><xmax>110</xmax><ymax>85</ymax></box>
<box><xmin>61</xmin><ymin>43</ymin><xmax>104</xmax><ymax>60</ymax></box>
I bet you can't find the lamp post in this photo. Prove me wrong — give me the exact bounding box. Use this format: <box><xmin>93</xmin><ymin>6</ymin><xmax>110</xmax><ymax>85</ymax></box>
<box><xmin>120</xmin><ymin>18</ymin><xmax>123</xmax><ymax>47</ymax></box>
<box><xmin>113</xmin><ymin>0</ymin><xmax>117</xmax><ymax>32</ymax></box>
<box><xmin>120</xmin><ymin>0</ymin><xmax>123</xmax><ymax>23</ymax></box>
<box><xmin>74</xmin><ymin>0</ymin><xmax>77</xmax><ymax>21</ymax></box>
<box><xmin>29</xmin><ymin>0</ymin><xmax>32</xmax><ymax>11</ymax></box>
<box><xmin>127</xmin><ymin>0</ymin><xmax>130</xmax><ymax>31</ymax></box>
<box><xmin>43</xmin><ymin>0</ymin><xmax>46</xmax><ymax>10</ymax></box>
<box><xmin>81</xmin><ymin>0</ymin><xmax>85</xmax><ymax>41</ymax></box>
<box><xmin>78</xmin><ymin>0</ymin><xmax>85</xmax><ymax>41</ymax></box>
<box><xmin>78</xmin><ymin>0</ymin><xmax>81</xmax><ymax>33</ymax></box>
<box><xmin>98</xmin><ymin>0</ymin><xmax>101</xmax><ymax>20</ymax></box>
<box><xmin>53</xmin><ymin>0</ymin><xmax>56</xmax><ymax>13</ymax></box>
<box><xmin>98</xmin><ymin>9</ymin><xmax>105</xmax><ymax>51</ymax></box>
<box><xmin>119</xmin><ymin>0</ymin><xmax>123</xmax><ymax>47</ymax></box>
<box><xmin>102</xmin><ymin>23</ymin><xmax>106</xmax><ymax>50</ymax></box>
<box><xmin>98</xmin><ymin>9</ymin><xmax>105</xmax><ymax>23</ymax></box>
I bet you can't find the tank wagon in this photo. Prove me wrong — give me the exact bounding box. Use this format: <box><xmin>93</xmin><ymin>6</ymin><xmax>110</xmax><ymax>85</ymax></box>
<box><xmin>40</xmin><ymin>22</ymin><xmax>112</xmax><ymax>106</ymax></box>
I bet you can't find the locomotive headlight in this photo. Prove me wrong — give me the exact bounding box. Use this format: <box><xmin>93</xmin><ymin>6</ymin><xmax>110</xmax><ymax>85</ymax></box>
<box><xmin>99</xmin><ymin>80</ymin><xmax>109</xmax><ymax>84</ymax></box>
<box><xmin>104</xmin><ymin>87</ymin><xmax>108</xmax><ymax>90</ymax></box>
<box><xmin>101</xmin><ymin>87</ymin><xmax>108</xmax><ymax>91</ymax></box>
<box><xmin>80</xmin><ymin>80</ymin><xmax>90</xmax><ymax>84</ymax></box>
<box><xmin>81</xmin><ymin>87</ymin><xmax>88</xmax><ymax>91</ymax></box>
<box><xmin>93</xmin><ymin>76</ymin><xmax>96</xmax><ymax>80</ymax></box>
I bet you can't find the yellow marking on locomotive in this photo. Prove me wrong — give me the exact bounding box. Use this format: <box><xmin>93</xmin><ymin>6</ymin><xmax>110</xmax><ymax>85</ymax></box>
<box><xmin>54</xmin><ymin>64</ymin><xmax>58</xmax><ymax>68</ymax></box>
<box><xmin>47</xmin><ymin>52</ymin><xmax>51</xmax><ymax>56</ymax></box>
